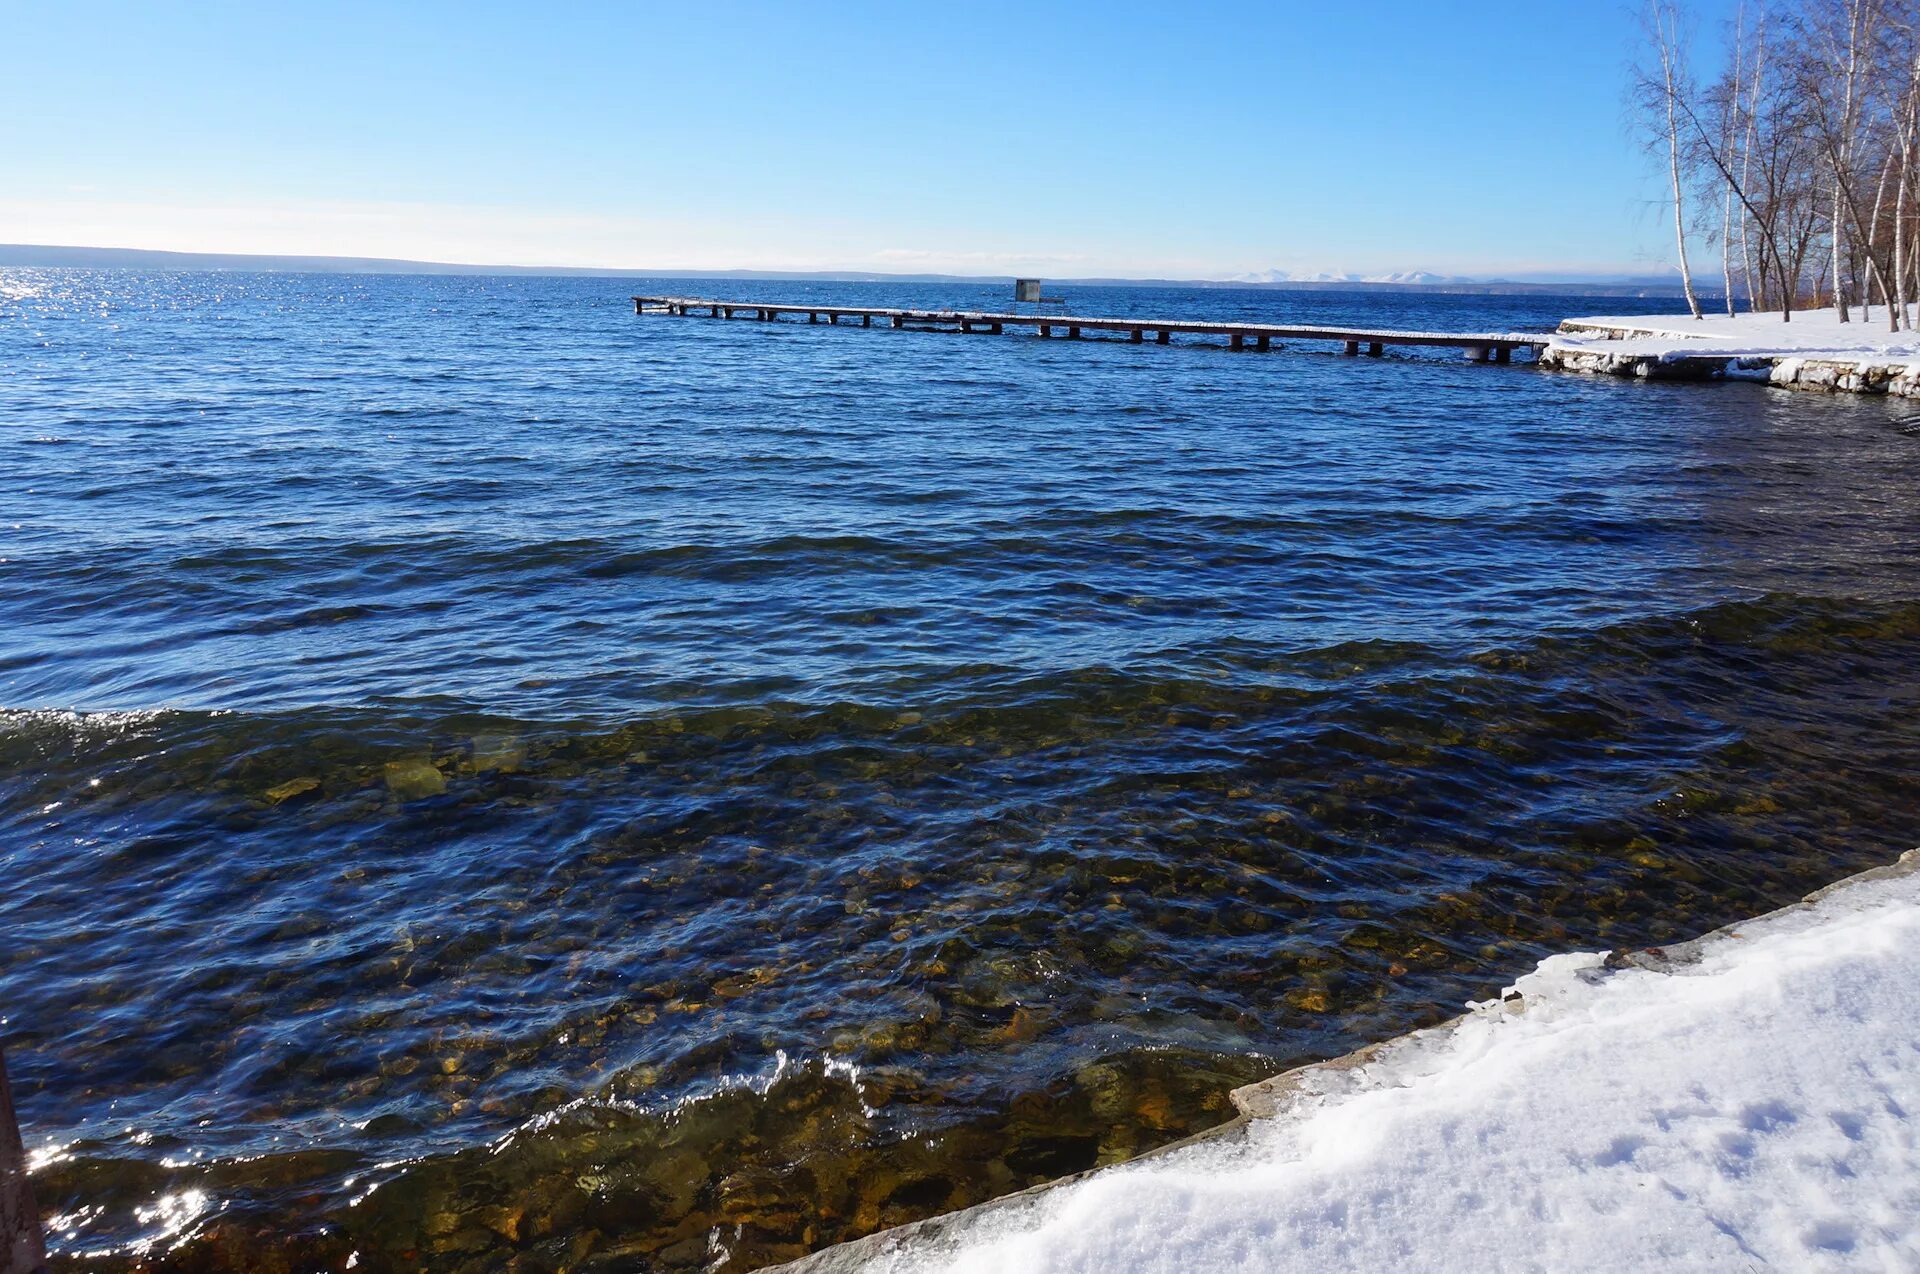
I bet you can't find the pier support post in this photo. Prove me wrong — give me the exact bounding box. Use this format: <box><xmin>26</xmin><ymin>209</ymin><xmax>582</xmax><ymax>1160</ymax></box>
<box><xmin>863</xmin><ymin>315</ymin><xmax>872</xmax><ymax>327</ymax></box>
<box><xmin>634</xmin><ymin>299</ymin><xmax>643</xmax><ymax>314</ymax></box>
<box><xmin>829</xmin><ymin>314</ymin><xmax>839</xmax><ymax>324</ymax></box>
<box><xmin>1257</xmin><ymin>336</ymin><xmax>1271</xmax><ymax>352</ymax></box>
<box><xmin>1494</xmin><ymin>346</ymin><xmax>1511</xmax><ymax>364</ymax></box>
<box><xmin>892</xmin><ymin>316</ymin><xmax>903</xmax><ymax>328</ymax></box>
<box><xmin>990</xmin><ymin>322</ymin><xmax>1003</xmax><ymax>334</ymax></box>
<box><xmin>2</xmin><ymin>1047</ymin><xmax>47</xmax><ymax>1274</ymax></box>
<box><xmin>1068</xmin><ymin>326</ymin><xmax>1081</xmax><ymax>339</ymax></box>
<box><xmin>1230</xmin><ymin>334</ymin><xmax>1245</xmax><ymax>351</ymax></box>
<box><xmin>809</xmin><ymin>312</ymin><xmax>818</xmax><ymax>324</ymax></box>
<box><xmin>1157</xmin><ymin>330</ymin><xmax>1170</xmax><ymax>344</ymax></box>
<box><xmin>1368</xmin><ymin>342</ymin><xmax>1383</xmax><ymax>357</ymax></box>
<box><xmin>1039</xmin><ymin>325</ymin><xmax>1051</xmax><ymax>338</ymax></box>
<box><xmin>1130</xmin><ymin>329</ymin><xmax>1143</xmax><ymax>343</ymax></box>
<box><xmin>1344</xmin><ymin>340</ymin><xmax>1359</xmax><ymax>356</ymax></box>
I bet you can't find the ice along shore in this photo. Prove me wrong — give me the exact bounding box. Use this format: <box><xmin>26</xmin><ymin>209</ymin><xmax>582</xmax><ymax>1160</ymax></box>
<box><xmin>772</xmin><ymin>850</ymin><xmax>1920</xmax><ymax>1273</ymax></box>
<box><xmin>1543</xmin><ymin>307</ymin><xmax>1920</xmax><ymax>397</ymax></box>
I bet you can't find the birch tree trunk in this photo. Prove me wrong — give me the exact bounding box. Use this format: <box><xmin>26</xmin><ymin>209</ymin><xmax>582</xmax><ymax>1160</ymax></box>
<box><xmin>1654</xmin><ymin>2</ymin><xmax>1704</xmax><ymax>318</ymax></box>
<box><xmin>1894</xmin><ymin>166</ymin><xmax>1907</xmax><ymax>330</ymax></box>
<box><xmin>1832</xmin><ymin>184</ymin><xmax>1847</xmax><ymax>318</ymax></box>
<box><xmin>1740</xmin><ymin>21</ymin><xmax>1766</xmax><ymax>312</ymax></box>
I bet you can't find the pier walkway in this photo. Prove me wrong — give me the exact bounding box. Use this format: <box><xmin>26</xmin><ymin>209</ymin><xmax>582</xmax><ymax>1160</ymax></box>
<box><xmin>632</xmin><ymin>296</ymin><xmax>1549</xmax><ymax>362</ymax></box>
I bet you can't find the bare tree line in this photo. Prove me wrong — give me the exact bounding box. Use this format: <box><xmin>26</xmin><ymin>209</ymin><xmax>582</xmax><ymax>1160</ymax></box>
<box><xmin>1638</xmin><ymin>0</ymin><xmax>1920</xmax><ymax>326</ymax></box>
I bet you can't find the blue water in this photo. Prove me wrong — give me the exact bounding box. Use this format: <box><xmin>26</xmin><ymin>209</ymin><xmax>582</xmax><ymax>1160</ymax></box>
<box><xmin>3</xmin><ymin>272</ymin><xmax>1917</xmax><ymax>1270</ymax></box>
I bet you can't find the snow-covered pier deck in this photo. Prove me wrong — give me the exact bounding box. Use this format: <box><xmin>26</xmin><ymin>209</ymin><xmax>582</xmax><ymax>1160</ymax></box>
<box><xmin>632</xmin><ymin>296</ymin><xmax>1549</xmax><ymax>362</ymax></box>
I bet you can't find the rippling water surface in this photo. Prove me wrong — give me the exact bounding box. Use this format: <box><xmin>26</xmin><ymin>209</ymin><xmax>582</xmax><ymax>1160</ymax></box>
<box><xmin>3</xmin><ymin>271</ymin><xmax>1917</xmax><ymax>1270</ymax></box>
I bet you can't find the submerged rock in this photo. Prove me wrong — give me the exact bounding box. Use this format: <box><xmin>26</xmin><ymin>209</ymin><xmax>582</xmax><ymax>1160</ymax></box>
<box><xmin>264</xmin><ymin>776</ymin><xmax>321</xmax><ymax>805</ymax></box>
<box><xmin>468</xmin><ymin>733</ymin><xmax>527</xmax><ymax>773</ymax></box>
<box><xmin>384</xmin><ymin>757</ymin><xmax>447</xmax><ymax>800</ymax></box>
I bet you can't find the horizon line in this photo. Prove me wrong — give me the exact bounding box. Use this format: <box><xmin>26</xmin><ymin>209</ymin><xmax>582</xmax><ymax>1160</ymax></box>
<box><xmin>0</xmin><ymin>242</ymin><xmax>1702</xmax><ymax>294</ymax></box>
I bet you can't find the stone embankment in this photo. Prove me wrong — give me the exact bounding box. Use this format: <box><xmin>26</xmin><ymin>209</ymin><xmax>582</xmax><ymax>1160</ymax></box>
<box><xmin>1540</xmin><ymin>314</ymin><xmax>1920</xmax><ymax>397</ymax></box>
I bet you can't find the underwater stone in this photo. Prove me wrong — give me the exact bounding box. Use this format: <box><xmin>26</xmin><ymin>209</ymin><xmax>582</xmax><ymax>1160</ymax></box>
<box><xmin>264</xmin><ymin>776</ymin><xmax>322</xmax><ymax>805</ymax></box>
<box><xmin>469</xmin><ymin>733</ymin><xmax>527</xmax><ymax>773</ymax></box>
<box><xmin>384</xmin><ymin>758</ymin><xmax>447</xmax><ymax>800</ymax></box>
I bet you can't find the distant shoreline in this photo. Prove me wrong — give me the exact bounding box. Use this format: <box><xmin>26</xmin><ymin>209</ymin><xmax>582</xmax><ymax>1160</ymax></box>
<box><xmin>0</xmin><ymin>242</ymin><xmax>1709</xmax><ymax>300</ymax></box>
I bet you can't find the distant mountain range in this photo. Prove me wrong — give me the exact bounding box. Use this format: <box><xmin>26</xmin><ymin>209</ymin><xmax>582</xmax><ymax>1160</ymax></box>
<box><xmin>0</xmin><ymin>244</ymin><xmax>1709</xmax><ymax>299</ymax></box>
<box><xmin>1235</xmin><ymin>269</ymin><xmax>1464</xmax><ymax>285</ymax></box>
<box><xmin>1230</xmin><ymin>266</ymin><xmax>1706</xmax><ymax>294</ymax></box>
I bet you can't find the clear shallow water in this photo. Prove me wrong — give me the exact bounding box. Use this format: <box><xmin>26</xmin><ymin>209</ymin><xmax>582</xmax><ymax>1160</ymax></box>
<box><xmin>2</xmin><ymin>271</ymin><xmax>1917</xmax><ymax>1270</ymax></box>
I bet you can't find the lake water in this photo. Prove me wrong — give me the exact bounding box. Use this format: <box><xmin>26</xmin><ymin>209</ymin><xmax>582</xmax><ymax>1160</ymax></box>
<box><xmin>4</xmin><ymin>272</ymin><xmax>1917</xmax><ymax>1270</ymax></box>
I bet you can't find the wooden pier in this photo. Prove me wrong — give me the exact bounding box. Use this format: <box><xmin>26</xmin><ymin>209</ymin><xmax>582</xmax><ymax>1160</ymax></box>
<box><xmin>632</xmin><ymin>296</ymin><xmax>1549</xmax><ymax>362</ymax></box>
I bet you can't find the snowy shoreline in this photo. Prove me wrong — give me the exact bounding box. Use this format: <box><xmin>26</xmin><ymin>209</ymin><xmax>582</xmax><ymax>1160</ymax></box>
<box><xmin>1542</xmin><ymin>308</ymin><xmax>1920</xmax><ymax>399</ymax></box>
<box><xmin>775</xmin><ymin>850</ymin><xmax>1920</xmax><ymax>1272</ymax></box>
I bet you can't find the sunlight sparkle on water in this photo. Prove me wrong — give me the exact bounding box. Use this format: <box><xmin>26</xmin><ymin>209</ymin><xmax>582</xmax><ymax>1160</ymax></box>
<box><xmin>131</xmin><ymin>1188</ymin><xmax>213</xmax><ymax>1250</ymax></box>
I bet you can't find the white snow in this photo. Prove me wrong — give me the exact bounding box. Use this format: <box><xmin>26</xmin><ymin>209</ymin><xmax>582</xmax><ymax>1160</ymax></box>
<box><xmin>1553</xmin><ymin>306</ymin><xmax>1920</xmax><ymax>367</ymax></box>
<box><xmin>844</xmin><ymin>859</ymin><xmax>1920</xmax><ymax>1273</ymax></box>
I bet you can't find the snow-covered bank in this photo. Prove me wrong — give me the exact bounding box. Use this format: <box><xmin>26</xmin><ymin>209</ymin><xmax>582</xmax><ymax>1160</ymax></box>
<box><xmin>780</xmin><ymin>852</ymin><xmax>1920</xmax><ymax>1273</ymax></box>
<box><xmin>1544</xmin><ymin>308</ymin><xmax>1920</xmax><ymax>397</ymax></box>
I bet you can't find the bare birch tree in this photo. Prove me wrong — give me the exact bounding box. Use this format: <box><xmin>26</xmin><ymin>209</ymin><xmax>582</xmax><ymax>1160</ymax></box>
<box><xmin>1641</xmin><ymin>0</ymin><xmax>1920</xmax><ymax>324</ymax></box>
<box><xmin>1637</xmin><ymin>0</ymin><xmax>1705</xmax><ymax>318</ymax></box>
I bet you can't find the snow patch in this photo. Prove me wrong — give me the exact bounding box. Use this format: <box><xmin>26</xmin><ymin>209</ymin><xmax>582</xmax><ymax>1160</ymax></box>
<box><xmin>1554</xmin><ymin>306</ymin><xmax>1920</xmax><ymax>368</ymax></box>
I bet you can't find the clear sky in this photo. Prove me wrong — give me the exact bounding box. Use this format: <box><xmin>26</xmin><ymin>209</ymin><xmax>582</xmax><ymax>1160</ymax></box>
<box><xmin>1</xmin><ymin>1</ymin><xmax>1743</xmax><ymax>279</ymax></box>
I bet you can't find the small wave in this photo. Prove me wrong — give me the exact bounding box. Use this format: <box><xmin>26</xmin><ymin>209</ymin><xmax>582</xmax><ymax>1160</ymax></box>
<box><xmin>360</xmin><ymin>405</ymin><xmax>467</xmax><ymax>418</ymax></box>
<box><xmin>0</xmin><ymin>705</ymin><xmax>184</xmax><ymax>741</ymax></box>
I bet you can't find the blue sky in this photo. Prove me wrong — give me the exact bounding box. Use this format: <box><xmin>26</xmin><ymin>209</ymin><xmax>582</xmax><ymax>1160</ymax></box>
<box><xmin>1</xmin><ymin>1</ymin><xmax>1742</xmax><ymax>278</ymax></box>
